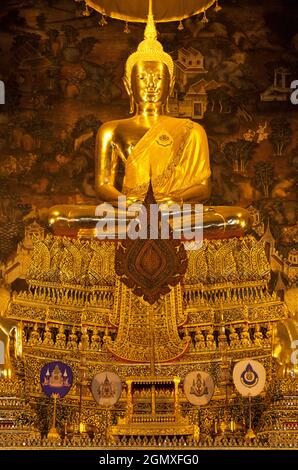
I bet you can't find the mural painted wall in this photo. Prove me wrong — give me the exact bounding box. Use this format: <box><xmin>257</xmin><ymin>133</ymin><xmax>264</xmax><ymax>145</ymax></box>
<box><xmin>0</xmin><ymin>0</ymin><xmax>297</xmax><ymax>286</ymax></box>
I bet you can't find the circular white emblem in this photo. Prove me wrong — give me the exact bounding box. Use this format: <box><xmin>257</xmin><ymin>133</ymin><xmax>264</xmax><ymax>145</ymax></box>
<box><xmin>233</xmin><ymin>359</ymin><xmax>266</xmax><ymax>397</ymax></box>
<box><xmin>184</xmin><ymin>370</ymin><xmax>214</xmax><ymax>406</ymax></box>
<box><xmin>91</xmin><ymin>371</ymin><xmax>122</xmax><ymax>406</ymax></box>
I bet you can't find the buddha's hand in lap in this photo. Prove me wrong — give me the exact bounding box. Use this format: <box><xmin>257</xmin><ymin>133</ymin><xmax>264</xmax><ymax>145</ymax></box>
<box><xmin>156</xmin><ymin>197</ymin><xmax>183</xmax><ymax>208</ymax></box>
<box><xmin>126</xmin><ymin>196</ymin><xmax>144</xmax><ymax>206</ymax></box>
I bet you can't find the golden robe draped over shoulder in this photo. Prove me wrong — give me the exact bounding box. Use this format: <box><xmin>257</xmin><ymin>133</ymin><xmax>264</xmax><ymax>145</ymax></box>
<box><xmin>122</xmin><ymin>116</ymin><xmax>211</xmax><ymax>202</ymax></box>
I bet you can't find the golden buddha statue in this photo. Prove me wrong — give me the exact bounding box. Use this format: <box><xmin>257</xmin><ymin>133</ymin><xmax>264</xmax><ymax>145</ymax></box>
<box><xmin>48</xmin><ymin>3</ymin><xmax>249</xmax><ymax>239</ymax></box>
<box><xmin>272</xmin><ymin>288</ymin><xmax>298</xmax><ymax>377</ymax></box>
<box><xmin>0</xmin><ymin>318</ymin><xmax>23</xmax><ymax>379</ymax></box>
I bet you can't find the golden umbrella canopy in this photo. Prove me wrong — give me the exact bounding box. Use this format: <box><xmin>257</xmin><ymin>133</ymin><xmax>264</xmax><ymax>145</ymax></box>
<box><xmin>85</xmin><ymin>0</ymin><xmax>218</xmax><ymax>23</ymax></box>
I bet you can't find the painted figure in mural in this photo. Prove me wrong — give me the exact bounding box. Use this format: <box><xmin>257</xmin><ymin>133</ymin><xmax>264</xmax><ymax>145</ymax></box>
<box><xmin>48</xmin><ymin>3</ymin><xmax>250</xmax><ymax>238</ymax></box>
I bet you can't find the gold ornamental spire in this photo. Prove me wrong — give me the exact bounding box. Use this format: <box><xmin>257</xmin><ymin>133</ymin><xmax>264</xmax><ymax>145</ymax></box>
<box><xmin>144</xmin><ymin>0</ymin><xmax>157</xmax><ymax>40</ymax></box>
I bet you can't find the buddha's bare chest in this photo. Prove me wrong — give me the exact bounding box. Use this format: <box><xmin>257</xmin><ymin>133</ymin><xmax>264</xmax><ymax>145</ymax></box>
<box><xmin>112</xmin><ymin>122</ymin><xmax>156</xmax><ymax>158</ymax></box>
<box><xmin>112</xmin><ymin>125</ymin><xmax>149</xmax><ymax>158</ymax></box>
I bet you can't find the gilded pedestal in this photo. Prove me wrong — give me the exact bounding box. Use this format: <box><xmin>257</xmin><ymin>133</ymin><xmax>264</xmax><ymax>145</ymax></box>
<box><xmin>0</xmin><ymin>233</ymin><xmax>296</xmax><ymax>447</ymax></box>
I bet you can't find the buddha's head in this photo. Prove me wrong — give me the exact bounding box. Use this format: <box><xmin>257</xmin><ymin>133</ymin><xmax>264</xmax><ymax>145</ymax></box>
<box><xmin>129</xmin><ymin>60</ymin><xmax>172</xmax><ymax>108</ymax></box>
<box><xmin>123</xmin><ymin>9</ymin><xmax>175</xmax><ymax>111</ymax></box>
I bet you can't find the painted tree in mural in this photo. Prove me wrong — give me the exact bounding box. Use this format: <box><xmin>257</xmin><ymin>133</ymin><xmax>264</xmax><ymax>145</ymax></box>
<box><xmin>71</xmin><ymin>114</ymin><xmax>100</xmax><ymax>177</ymax></box>
<box><xmin>269</xmin><ymin>117</ymin><xmax>292</xmax><ymax>157</ymax></box>
<box><xmin>252</xmin><ymin>162</ymin><xmax>275</xmax><ymax>198</ymax></box>
<box><xmin>23</xmin><ymin>116</ymin><xmax>53</xmax><ymax>153</ymax></box>
<box><xmin>207</xmin><ymin>87</ymin><xmax>232</xmax><ymax>114</ymax></box>
<box><xmin>257</xmin><ymin>198</ymin><xmax>285</xmax><ymax>227</ymax></box>
<box><xmin>233</xmin><ymin>84</ymin><xmax>258</xmax><ymax>119</ymax></box>
<box><xmin>79</xmin><ymin>37</ymin><xmax>98</xmax><ymax>58</ymax></box>
<box><xmin>4</xmin><ymin>76</ymin><xmax>20</xmax><ymax>112</ymax></box>
<box><xmin>71</xmin><ymin>114</ymin><xmax>100</xmax><ymax>140</ymax></box>
<box><xmin>0</xmin><ymin>180</ymin><xmax>26</xmax><ymax>262</ymax></box>
<box><xmin>223</xmin><ymin>139</ymin><xmax>257</xmax><ymax>173</ymax></box>
<box><xmin>0</xmin><ymin>8</ymin><xmax>27</xmax><ymax>30</ymax></box>
<box><xmin>12</xmin><ymin>32</ymin><xmax>41</xmax><ymax>51</ymax></box>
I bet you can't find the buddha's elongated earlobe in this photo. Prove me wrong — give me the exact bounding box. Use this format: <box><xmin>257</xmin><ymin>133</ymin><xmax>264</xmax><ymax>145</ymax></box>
<box><xmin>129</xmin><ymin>94</ymin><xmax>135</xmax><ymax>114</ymax></box>
<box><xmin>123</xmin><ymin>76</ymin><xmax>134</xmax><ymax>114</ymax></box>
<box><xmin>170</xmin><ymin>77</ymin><xmax>176</xmax><ymax>96</ymax></box>
<box><xmin>166</xmin><ymin>76</ymin><xmax>175</xmax><ymax>113</ymax></box>
<box><xmin>166</xmin><ymin>96</ymin><xmax>170</xmax><ymax>113</ymax></box>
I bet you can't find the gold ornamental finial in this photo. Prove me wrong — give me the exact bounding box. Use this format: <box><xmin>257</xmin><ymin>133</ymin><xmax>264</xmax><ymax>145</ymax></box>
<box><xmin>125</xmin><ymin>0</ymin><xmax>174</xmax><ymax>85</ymax></box>
<box><xmin>144</xmin><ymin>0</ymin><xmax>157</xmax><ymax>40</ymax></box>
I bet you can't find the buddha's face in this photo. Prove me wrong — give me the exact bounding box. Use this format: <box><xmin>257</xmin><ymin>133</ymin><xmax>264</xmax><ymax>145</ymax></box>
<box><xmin>130</xmin><ymin>61</ymin><xmax>171</xmax><ymax>105</ymax></box>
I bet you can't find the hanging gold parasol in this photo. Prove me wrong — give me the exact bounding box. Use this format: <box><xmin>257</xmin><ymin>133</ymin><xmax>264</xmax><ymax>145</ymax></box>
<box><xmin>85</xmin><ymin>0</ymin><xmax>218</xmax><ymax>23</ymax></box>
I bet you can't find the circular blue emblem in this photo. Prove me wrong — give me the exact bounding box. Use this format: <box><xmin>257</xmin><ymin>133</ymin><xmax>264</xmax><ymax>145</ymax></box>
<box><xmin>40</xmin><ymin>361</ymin><xmax>73</xmax><ymax>398</ymax></box>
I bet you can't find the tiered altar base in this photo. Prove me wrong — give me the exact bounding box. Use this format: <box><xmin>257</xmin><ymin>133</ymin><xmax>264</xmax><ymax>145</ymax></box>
<box><xmin>0</xmin><ymin>234</ymin><xmax>297</xmax><ymax>448</ymax></box>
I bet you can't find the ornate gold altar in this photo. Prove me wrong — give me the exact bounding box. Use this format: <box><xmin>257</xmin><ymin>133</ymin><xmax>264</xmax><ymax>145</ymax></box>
<box><xmin>0</xmin><ymin>231</ymin><xmax>297</xmax><ymax>449</ymax></box>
